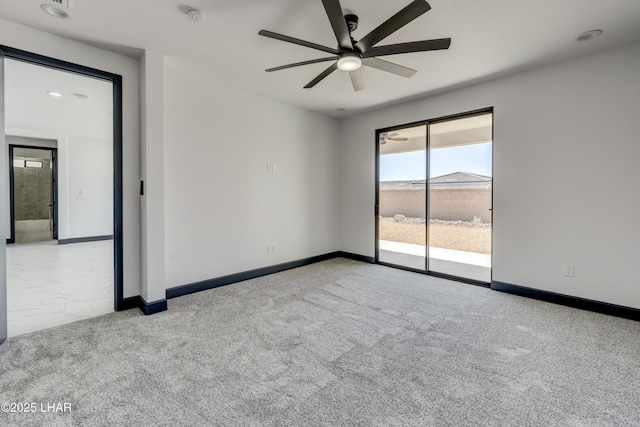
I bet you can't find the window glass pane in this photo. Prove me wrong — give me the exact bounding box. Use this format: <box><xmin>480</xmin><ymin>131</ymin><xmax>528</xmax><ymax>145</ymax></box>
<box><xmin>25</xmin><ymin>160</ymin><xmax>43</xmax><ymax>168</ymax></box>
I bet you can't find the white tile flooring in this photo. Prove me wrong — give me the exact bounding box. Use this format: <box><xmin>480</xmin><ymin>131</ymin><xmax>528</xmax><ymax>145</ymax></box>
<box><xmin>6</xmin><ymin>239</ymin><xmax>114</xmax><ymax>337</ymax></box>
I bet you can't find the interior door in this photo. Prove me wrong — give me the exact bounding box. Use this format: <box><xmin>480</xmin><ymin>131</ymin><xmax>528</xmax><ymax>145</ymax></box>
<box><xmin>1</xmin><ymin>47</ymin><xmax>7</xmax><ymax>344</ymax></box>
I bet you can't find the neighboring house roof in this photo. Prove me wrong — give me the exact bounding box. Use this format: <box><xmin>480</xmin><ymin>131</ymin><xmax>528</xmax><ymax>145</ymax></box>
<box><xmin>381</xmin><ymin>172</ymin><xmax>492</xmax><ymax>190</ymax></box>
<box><xmin>430</xmin><ymin>171</ymin><xmax>491</xmax><ymax>184</ymax></box>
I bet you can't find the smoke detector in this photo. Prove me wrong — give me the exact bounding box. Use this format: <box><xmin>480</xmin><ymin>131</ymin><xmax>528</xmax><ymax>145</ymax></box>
<box><xmin>187</xmin><ymin>8</ymin><xmax>205</xmax><ymax>23</ymax></box>
<box><xmin>42</xmin><ymin>0</ymin><xmax>72</xmax><ymax>10</ymax></box>
<box><xmin>40</xmin><ymin>0</ymin><xmax>71</xmax><ymax>18</ymax></box>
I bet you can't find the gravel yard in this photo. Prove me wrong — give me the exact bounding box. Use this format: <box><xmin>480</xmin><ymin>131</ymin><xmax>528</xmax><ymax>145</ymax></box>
<box><xmin>379</xmin><ymin>216</ymin><xmax>492</xmax><ymax>254</ymax></box>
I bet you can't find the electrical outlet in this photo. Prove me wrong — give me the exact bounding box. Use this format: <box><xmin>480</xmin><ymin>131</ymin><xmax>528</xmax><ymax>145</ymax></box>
<box><xmin>267</xmin><ymin>244</ymin><xmax>276</xmax><ymax>254</ymax></box>
<box><xmin>563</xmin><ymin>264</ymin><xmax>574</xmax><ymax>277</ymax></box>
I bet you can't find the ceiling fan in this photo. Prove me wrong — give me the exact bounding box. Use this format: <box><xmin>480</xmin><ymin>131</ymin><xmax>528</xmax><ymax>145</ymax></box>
<box><xmin>379</xmin><ymin>132</ymin><xmax>409</xmax><ymax>145</ymax></box>
<box><xmin>258</xmin><ymin>0</ymin><xmax>451</xmax><ymax>91</ymax></box>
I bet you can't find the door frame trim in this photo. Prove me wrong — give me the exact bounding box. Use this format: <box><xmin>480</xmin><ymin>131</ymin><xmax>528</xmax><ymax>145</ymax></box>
<box><xmin>7</xmin><ymin>144</ymin><xmax>58</xmax><ymax>244</ymax></box>
<box><xmin>1</xmin><ymin>45</ymin><xmax>125</xmax><ymax>311</ymax></box>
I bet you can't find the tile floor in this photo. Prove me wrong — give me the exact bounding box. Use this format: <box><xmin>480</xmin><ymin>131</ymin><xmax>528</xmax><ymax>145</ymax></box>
<box><xmin>6</xmin><ymin>239</ymin><xmax>114</xmax><ymax>337</ymax></box>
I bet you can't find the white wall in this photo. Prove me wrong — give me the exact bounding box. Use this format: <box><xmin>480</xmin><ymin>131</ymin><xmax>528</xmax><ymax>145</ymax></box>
<box><xmin>66</xmin><ymin>135</ymin><xmax>113</xmax><ymax>238</ymax></box>
<box><xmin>0</xmin><ymin>18</ymin><xmax>141</xmax><ymax>298</ymax></box>
<box><xmin>139</xmin><ymin>50</ymin><xmax>165</xmax><ymax>304</ymax></box>
<box><xmin>163</xmin><ymin>58</ymin><xmax>341</xmax><ymax>288</ymax></box>
<box><xmin>339</xmin><ymin>41</ymin><xmax>640</xmax><ymax>310</ymax></box>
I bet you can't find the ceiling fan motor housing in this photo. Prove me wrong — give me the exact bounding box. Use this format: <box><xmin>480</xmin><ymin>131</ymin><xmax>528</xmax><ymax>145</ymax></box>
<box><xmin>345</xmin><ymin>14</ymin><xmax>359</xmax><ymax>34</ymax></box>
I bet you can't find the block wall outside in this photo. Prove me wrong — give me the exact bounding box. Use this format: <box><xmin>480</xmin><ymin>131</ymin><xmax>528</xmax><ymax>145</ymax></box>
<box><xmin>379</xmin><ymin>188</ymin><xmax>492</xmax><ymax>222</ymax></box>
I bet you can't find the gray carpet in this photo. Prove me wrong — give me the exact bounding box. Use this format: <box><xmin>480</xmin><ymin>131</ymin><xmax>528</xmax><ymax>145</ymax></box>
<box><xmin>1</xmin><ymin>258</ymin><xmax>639</xmax><ymax>426</ymax></box>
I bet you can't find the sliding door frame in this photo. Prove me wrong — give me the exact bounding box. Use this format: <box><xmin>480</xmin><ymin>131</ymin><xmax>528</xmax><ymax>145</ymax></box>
<box><xmin>1</xmin><ymin>45</ymin><xmax>125</xmax><ymax>310</ymax></box>
<box><xmin>375</xmin><ymin>120</ymin><xmax>429</xmax><ymax>275</ymax></box>
<box><xmin>375</xmin><ymin>107</ymin><xmax>494</xmax><ymax>286</ymax></box>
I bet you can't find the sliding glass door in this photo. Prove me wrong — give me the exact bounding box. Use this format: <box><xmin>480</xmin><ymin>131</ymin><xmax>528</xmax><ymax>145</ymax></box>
<box><xmin>377</xmin><ymin>125</ymin><xmax>427</xmax><ymax>270</ymax></box>
<box><xmin>428</xmin><ymin>113</ymin><xmax>493</xmax><ymax>282</ymax></box>
<box><xmin>376</xmin><ymin>110</ymin><xmax>493</xmax><ymax>283</ymax></box>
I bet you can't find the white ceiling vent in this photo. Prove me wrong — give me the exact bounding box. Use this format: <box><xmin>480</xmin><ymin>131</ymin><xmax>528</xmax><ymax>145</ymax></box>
<box><xmin>44</xmin><ymin>0</ymin><xmax>72</xmax><ymax>9</ymax></box>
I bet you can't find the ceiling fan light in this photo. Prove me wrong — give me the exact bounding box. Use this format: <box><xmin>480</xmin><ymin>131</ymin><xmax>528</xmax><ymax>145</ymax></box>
<box><xmin>337</xmin><ymin>53</ymin><xmax>362</xmax><ymax>71</ymax></box>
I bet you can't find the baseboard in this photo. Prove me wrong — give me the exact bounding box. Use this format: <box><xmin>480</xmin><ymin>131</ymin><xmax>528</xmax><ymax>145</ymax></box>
<box><xmin>167</xmin><ymin>252</ymin><xmax>343</xmax><ymax>299</ymax></box>
<box><xmin>122</xmin><ymin>296</ymin><xmax>141</xmax><ymax>311</ymax></box>
<box><xmin>336</xmin><ymin>251</ymin><xmax>376</xmax><ymax>264</ymax></box>
<box><xmin>58</xmin><ymin>235</ymin><xmax>114</xmax><ymax>245</ymax></box>
<box><xmin>141</xmin><ymin>298</ymin><xmax>168</xmax><ymax>315</ymax></box>
<box><xmin>121</xmin><ymin>295</ymin><xmax>168</xmax><ymax>315</ymax></box>
<box><xmin>491</xmin><ymin>281</ymin><xmax>640</xmax><ymax>322</ymax></box>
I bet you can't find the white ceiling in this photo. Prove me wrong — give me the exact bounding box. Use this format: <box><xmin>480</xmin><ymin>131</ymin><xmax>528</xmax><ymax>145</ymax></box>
<box><xmin>1</xmin><ymin>0</ymin><xmax>639</xmax><ymax>118</ymax></box>
<box><xmin>5</xmin><ymin>58</ymin><xmax>113</xmax><ymax>138</ymax></box>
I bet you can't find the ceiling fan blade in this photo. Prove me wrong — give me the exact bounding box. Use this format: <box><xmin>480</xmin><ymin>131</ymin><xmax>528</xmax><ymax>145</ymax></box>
<box><xmin>363</xmin><ymin>38</ymin><xmax>451</xmax><ymax>58</ymax></box>
<box><xmin>259</xmin><ymin>30</ymin><xmax>339</xmax><ymax>55</ymax></box>
<box><xmin>363</xmin><ymin>57</ymin><xmax>416</xmax><ymax>78</ymax></box>
<box><xmin>355</xmin><ymin>0</ymin><xmax>431</xmax><ymax>53</ymax></box>
<box><xmin>321</xmin><ymin>0</ymin><xmax>354</xmax><ymax>50</ymax></box>
<box><xmin>304</xmin><ymin>63</ymin><xmax>338</xmax><ymax>89</ymax></box>
<box><xmin>349</xmin><ymin>69</ymin><xmax>365</xmax><ymax>92</ymax></box>
<box><xmin>266</xmin><ymin>57</ymin><xmax>337</xmax><ymax>72</ymax></box>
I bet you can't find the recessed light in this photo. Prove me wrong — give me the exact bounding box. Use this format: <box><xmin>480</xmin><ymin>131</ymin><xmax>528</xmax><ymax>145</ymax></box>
<box><xmin>47</xmin><ymin>91</ymin><xmax>63</xmax><ymax>98</ymax></box>
<box><xmin>576</xmin><ymin>29</ymin><xmax>602</xmax><ymax>42</ymax></box>
<box><xmin>40</xmin><ymin>4</ymin><xmax>69</xmax><ymax>19</ymax></box>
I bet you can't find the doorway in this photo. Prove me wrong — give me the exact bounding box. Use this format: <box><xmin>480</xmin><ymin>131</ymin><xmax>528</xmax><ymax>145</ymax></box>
<box><xmin>376</xmin><ymin>109</ymin><xmax>493</xmax><ymax>284</ymax></box>
<box><xmin>0</xmin><ymin>46</ymin><xmax>124</xmax><ymax>342</ymax></box>
<box><xmin>8</xmin><ymin>144</ymin><xmax>58</xmax><ymax>244</ymax></box>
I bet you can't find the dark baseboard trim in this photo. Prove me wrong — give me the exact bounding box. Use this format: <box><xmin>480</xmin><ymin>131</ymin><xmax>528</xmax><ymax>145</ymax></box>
<box><xmin>122</xmin><ymin>296</ymin><xmax>141</xmax><ymax>311</ymax></box>
<box><xmin>121</xmin><ymin>295</ymin><xmax>167</xmax><ymax>315</ymax></box>
<box><xmin>336</xmin><ymin>251</ymin><xmax>376</xmax><ymax>264</ymax></box>
<box><xmin>491</xmin><ymin>281</ymin><xmax>640</xmax><ymax>322</ymax></box>
<box><xmin>167</xmin><ymin>252</ymin><xmax>342</xmax><ymax>299</ymax></box>
<box><xmin>141</xmin><ymin>298</ymin><xmax>168</xmax><ymax>315</ymax></box>
<box><xmin>58</xmin><ymin>235</ymin><xmax>114</xmax><ymax>245</ymax></box>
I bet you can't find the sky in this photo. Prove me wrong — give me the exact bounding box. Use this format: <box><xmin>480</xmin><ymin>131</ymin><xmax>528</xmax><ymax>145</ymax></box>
<box><xmin>380</xmin><ymin>142</ymin><xmax>492</xmax><ymax>181</ymax></box>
